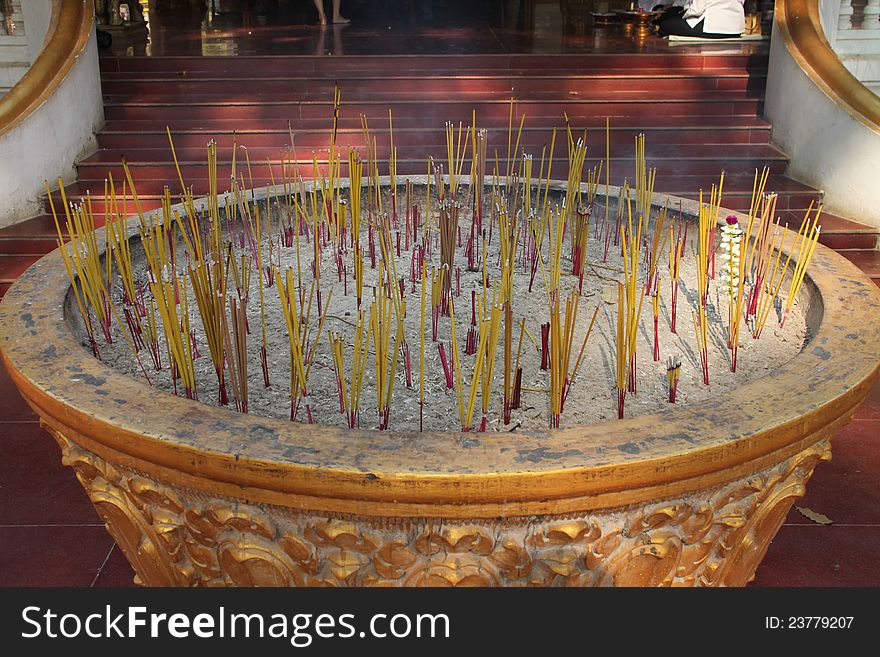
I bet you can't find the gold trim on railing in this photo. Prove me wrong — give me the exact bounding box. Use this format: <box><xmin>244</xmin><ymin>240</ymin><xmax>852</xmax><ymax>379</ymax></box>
<box><xmin>777</xmin><ymin>0</ymin><xmax>880</xmax><ymax>132</ymax></box>
<box><xmin>0</xmin><ymin>0</ymin><xmax>93</xmax><ymax>139</ymax></box>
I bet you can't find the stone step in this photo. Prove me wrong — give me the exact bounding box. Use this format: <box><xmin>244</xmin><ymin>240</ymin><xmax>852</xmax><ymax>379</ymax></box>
<box><xmin>103</xmin><ymin>95</ymin><xmax>765</xmax><ymax>121</ymax></box>
<box><xmin>98</xmin><ymin>125</ymin><xmax>772</xmax><ymax>150</ymax></box>
<box><xmin>835</xmin><ymin>40</ymin><xmax>880</xmax><ymax>55</ymax></box>
<box><xmin>0</xmin><ymin>42</ymin><xmax>27</xmax><ymax>64</ymax></box>
<box><xmin>81</xmin><ymin>140</ymin><xmax>786</xmax><ymax>163</ymax></box>
<box><xmin>838</xmin><ymin>249</ymin><xmax>880</xmax><ymax>278</ymax></box>
<box><xmin>100</xmin><ymin>114</ymin><xmax>774</xmax><ymax>133</ymax></box>
<box><xmin>0</xmin><ymin>234</ymin><xmax>56</xmax><ymax>256</ymax></box>
<box><xmin>102</xmin><ymin>86</ymin><xmax>767</xmax><ymax>105</ymax></box>
<box><xmin>99</xmin><ymin>66</ymin><xmax>765</xmax><ymax>82</ymax></box>
<box><xmin>100</xmin><ymin>73</ymin><xmax>767</xmax><ymax>99</ymax></box>
<box><xmin>98</xmin><ymin>52</ymin><xmax>770</xmax><ymax>76</ymax></box>
<box><xmin>0</xmin><ymin>254</ymin><xmax>39</xmax><ymax>285</ymax></box>
<box><xmin>0</xmin><ymin>35</ymin><xmax>27</xmax><ymax>48</ymax></box>
<box><xmin>0</xmin><ymin>61</ymin><xmax>28</xmax><ymax>88</ymax></box>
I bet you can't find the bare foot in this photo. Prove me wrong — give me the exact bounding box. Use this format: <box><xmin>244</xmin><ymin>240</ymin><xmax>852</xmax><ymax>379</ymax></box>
<box><xmin>332</xmin><ymin>15</ymin><xmax>350</xmax><ymax>24</ymax></box>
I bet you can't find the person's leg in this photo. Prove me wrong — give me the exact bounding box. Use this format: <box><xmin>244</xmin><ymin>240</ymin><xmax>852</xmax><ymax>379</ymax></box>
<box><xmin>331</xmin><ymin>0</ymin><xmax>349</xmax><ymax>23</ymax></box>
<box><xmin>658</xmin><ymin>5</ymin><xmax>685</xmax><ymax>17</ymax></box>
<box><xmin>657</xmin><ymin>16</ymin><xmax>705</xmax><ymax>37</ymax></box>
<box><xmin>698</xmin><ymin>29</ymin><xmax>744</xmax><ymax>38</ymax></box>
<box><xmin>313</xmin><ymin>0</ymin><xmax>327</xmax><ymax>25</ymax></box>
<box><xmin>657</xmin><ymin>13</ymin><xmax>743</xmax><ymax>38</ymax></box>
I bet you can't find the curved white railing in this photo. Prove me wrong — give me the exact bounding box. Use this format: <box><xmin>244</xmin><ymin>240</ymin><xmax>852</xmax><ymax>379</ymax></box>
<box><xmin>0</xmin><ymin>0</ymin><xmax>103</xmax><ymax>227</ymax></box>
<box><xmin>765</xmin><ymin>0</ymin><xmax>880</xmax><ymax>228</ymax></box>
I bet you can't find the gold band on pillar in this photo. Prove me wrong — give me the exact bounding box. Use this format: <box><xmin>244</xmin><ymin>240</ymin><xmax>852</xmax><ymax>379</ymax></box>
<box><xmin>776</xmin><ymin>0</ymin><xmax>880</xmax><ymax>133</ymax></box>
<box><xmin>0</xmin><ymin>1</ymin><xmax>93</xmax><ymax>138</ymax></box>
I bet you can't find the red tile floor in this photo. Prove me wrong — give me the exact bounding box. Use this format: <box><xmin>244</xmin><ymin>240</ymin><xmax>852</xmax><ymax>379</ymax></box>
<box><xmin>1</xmin><ymin>1</ymin><xmax>879</xmax><ymax>587</ymax></box>
<box><xmin>0</xmin><ymin>366</ymin><xmax>124</xmax><ymax>586</ymax></box>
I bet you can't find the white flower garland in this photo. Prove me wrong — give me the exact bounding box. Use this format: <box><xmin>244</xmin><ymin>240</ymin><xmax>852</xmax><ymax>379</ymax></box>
<box><xmin>717</xmin><ymin>215</ymin><xmax>742</xmax><ymax>292</ymax></box>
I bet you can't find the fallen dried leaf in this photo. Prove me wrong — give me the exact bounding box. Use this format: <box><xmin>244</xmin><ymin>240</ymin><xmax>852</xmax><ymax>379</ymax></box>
<box><xmin>601</xmin><ymin>284</ymin><xmax>616</xmax><ymax>304</ymax></box>
<box><xmin>796</xmin><ymin>506</ymin><xmax>833</xmax><ymax>525</ymax></box>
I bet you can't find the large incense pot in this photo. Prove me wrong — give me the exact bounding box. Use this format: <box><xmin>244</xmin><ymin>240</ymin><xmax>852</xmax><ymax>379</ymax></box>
<box><xmin>2</xmin><ymin>180</ymin><xmax>878</xmax><ymax>587</ymax></box>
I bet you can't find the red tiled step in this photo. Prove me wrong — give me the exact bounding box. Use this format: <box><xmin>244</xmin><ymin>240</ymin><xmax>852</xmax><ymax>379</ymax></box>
<box><xmin>778</xmin><ymin>211</ymin><xmax>880</xmax><ymax>250</ymax></box>
<box><xmin>788</xmin><ymin>222</ymin><xmax>879</xmax><ymax>250</ymax></box>
<box><xmin>100</xmin><ymin>114</ymin><xmax>773</xmax><ymax>135</ymax></box>
<box><xmin>100</xmin><ymin>66</ymin><xmax>766</xmax><ymax>82</ymax></box>
<box><xmin>99</xmin><ymin>53</ymin><xmax>769</xmax><ymax>76</ymax></box>
<box><xmin>103</xmin><ymin>97</ymin><xmax>764</xmax><ymax>121</ymax></box>
<box><xmin>97</xmin><ymin>124</ymin><xmax>772</xmax><ymax>150</ymax></box>
<box><xmin>0</xmin><ymin>237</ymin><xmax>57</xmax><ymax>256</ymax></box>
<box><xmin>818</xmin><ymin>233</ymin><xmax>879</xmax><ymax>250</ymax></box>
<box><xmin>714</xmin><ymin>194</ymin><xmax>819</xmax><ymax>212</ymax></box>
<box><xmin>79</xmin><ymin>141</ymin><xmax>786</xmax><ymax>165</ymax></box>
<box><xmin>0</xmin><ymin>214</ymin><xmax>62</xmax><ymax>237</ymax></box>
<box><xmin>100</xmin><ymin>74</ymin><xmax>767</xmax><ymax>98</ymax></box>
<box><xmin>0</xmin><ymin>215</ymin><xmax>62</xmax><ymax>256</ymax></box>
<box><xmin>837</xmin><ymin>249</ymin><xmax>880</xmax><ymax>278</ymax></box>
<box><xmin>102</xmin><ymin>87</ymin><xmax>766</xmax><ymax>106</ymax></box>
<box><xmin>0</xmin><ymin>255</ymin><xmax>41</xmax><ymax>284</ymax></box>
<box><xmin>98</xmin><ymin>65</ymin><xmax>768</xmax><ymax>78</ymax></box>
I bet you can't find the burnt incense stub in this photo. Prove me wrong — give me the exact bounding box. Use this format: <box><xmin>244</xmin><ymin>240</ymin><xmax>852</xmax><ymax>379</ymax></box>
<box><xmin>1</xmin><ymin>180</ymin><xmax>879</xmax><ymax>587</ymax></box>
<box><xmin>70</xmin><ymin>183</ymin><xmax>808</xmax><ymax>433</ymax></box>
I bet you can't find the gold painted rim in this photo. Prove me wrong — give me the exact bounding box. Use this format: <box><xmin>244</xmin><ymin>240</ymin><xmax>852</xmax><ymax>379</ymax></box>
<box><xmin>776</xmin><ymin>0</ymin><xmax>880</xmax><ymax>134</ymax></box>
<box><xmin>0</xmin><ymin>1</ymin><xmax>93</xmax><ymax>139</ymax></box>
<box><xmin>2</xmin><ymin>183</ymin><xmax>879</xmax><ymax>518</ymax></box>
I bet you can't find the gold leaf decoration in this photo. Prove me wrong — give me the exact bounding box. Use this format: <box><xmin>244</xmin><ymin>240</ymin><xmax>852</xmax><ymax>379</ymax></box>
<box><xmin>45</xmin><ymin>425</ymin><xmax>831</xmax><ymax>587</ymax></box>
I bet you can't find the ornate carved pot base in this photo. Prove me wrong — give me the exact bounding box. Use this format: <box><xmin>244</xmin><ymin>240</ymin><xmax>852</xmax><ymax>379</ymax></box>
<box><xmin>49</xmin><ymin>424</ymin><xmax>831</xmax><ymax>587</ymax></box>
